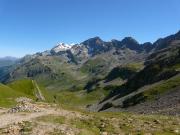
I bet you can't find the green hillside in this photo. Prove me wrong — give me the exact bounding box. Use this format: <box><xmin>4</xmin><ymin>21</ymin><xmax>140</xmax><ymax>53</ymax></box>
<box><xmin>0</xmin><ymin>83</ymin><xmax>25</xmax><ymax>107</ymax></box>
<box><xmin>53</xmin><ymin>89</ymin><xmax>109</xmax><ymax>108</ymax></box>
<box><xmin>7</xmin><ymin>79</ymin><xmax>55</xmax><ymax>101</ymax></box>
<box><xmin>0</xmin><ymin>79</ymin><xmax>55</xmax><ymax>107</ymax></box>
<box><xmin>8</xmin><ymin>79</ymin><xmax>36</xmax><ymax>97</ymax></box>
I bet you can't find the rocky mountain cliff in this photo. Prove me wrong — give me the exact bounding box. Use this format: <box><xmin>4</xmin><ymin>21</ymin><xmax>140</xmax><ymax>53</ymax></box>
<box><xmin>88</xmin><ymin>31</ymin><xmax>180</xmax><ymax>115</ymax></box>
<box><xmin>0</xmin><ymin>30</ymin><xmax>180</xmax><ymax>115</ymax></box>
<box><xmin>0</xmin><ymin>34</ymin><xmax>151</xmax><ymax>88</ymax></box>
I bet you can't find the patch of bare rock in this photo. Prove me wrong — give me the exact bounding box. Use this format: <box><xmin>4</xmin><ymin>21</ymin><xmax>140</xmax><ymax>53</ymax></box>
<box><xmin>8</xmin><ymin>97</ymin><xmax>41</xmax><ymax>113</ymax></box>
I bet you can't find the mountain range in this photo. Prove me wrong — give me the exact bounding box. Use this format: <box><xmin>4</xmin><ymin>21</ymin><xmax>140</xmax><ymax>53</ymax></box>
<box><xmin>0</xmin><ymin>30</ymin><xmax>180</xmax><ymax>115</ymax></box>
<box><xmin>0</xmin><ymin>56</ymin><xmax>18</xmax><ymax>67</ymax></box>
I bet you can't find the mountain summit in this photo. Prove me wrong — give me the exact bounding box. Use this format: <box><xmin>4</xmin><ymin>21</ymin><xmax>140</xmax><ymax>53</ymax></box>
<box><xmin>51</xmin><ymin>43</ymin><xmax>72</xmax><ymax>53</ymax></box>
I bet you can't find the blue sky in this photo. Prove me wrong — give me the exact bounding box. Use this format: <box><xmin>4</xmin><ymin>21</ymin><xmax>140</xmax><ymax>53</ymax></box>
<box><xmin>0</xmin><ymin>0</ymin><xmax>180</xmax><ymax>57</ymax></box>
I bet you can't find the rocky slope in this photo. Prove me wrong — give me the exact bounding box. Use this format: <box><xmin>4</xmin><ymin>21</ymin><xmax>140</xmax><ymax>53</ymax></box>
<box><xmin>89</xmin><ymin>31</ymin><xmax>180</xmax><ymax>115</ymax></box>
<box><xmin>0</xmin><ymin>100</ymin><xmax>179</xmax><ymax>135</ymax></box>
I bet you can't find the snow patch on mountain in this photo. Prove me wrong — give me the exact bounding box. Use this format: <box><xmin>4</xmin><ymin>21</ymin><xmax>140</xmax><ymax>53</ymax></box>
<box><xmin>52</xmin><ymin>43</ymin><xmax>72</xmax><ymax>53</ymax></box>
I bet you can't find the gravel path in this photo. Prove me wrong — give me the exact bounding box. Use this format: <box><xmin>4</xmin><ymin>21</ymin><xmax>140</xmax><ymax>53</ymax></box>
<box><xmin>0</xmin><ymin>108</ymin><xmax>55</xmax><ymax>128</ymax></box>
<box><xmin>0</xmin><ymin>103</ymin><xmax>85</xmax><ymax>129</ymax></box>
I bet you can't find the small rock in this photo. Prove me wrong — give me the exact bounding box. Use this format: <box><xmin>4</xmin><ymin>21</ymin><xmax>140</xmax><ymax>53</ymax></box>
<box><xmin>153</xmin><ymin>119</ymin><xmax>160</xmax><ymax>124</ymax></box>
<box><xmin>101</xmin><ymin>131</ymin><xmax>108</xmax><ymax>135</ymax></box>
<box><xmin>8</xmin><ymin>101</ymin><xmax>41</xmax><ymax>113</ymax></box>
<box><xmin>144</xmin><ymin>133</ymin><xmax>152</xmax><ymax>135</ymax></box>
<box><xmin>101</xmin><ymin>123</ymin><xmax>106</xmax><ymax>128</ymax></box>
<box><xmin>144</xmin><ymin>121</ymin><xmax>151</xmax><ymax>125</ymax></box>
<box><xmin>174</xmin><ymin>129</ymin><xmax>179</xmax><ymax>133</ymax></box>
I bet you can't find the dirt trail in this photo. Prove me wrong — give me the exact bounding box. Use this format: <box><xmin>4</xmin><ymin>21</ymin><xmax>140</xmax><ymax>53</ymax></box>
<box><xmin>0</xmin><ymin>108</ymin><xmax>54</xmax><ymax>128</ymax></box>
<box><xmin>1</xmin><ymin>102</ymin><xmax>179</xmax><ymax>135</ymax></box>
<box><xmin>32</xmin><ymin>80</ymin><xmax>45</xmax><ymax>101</ymax></box>
<box><xmin>0</xmin><ymin>104</ymin><xmax>84</xmax><ymax>129</ymax></box>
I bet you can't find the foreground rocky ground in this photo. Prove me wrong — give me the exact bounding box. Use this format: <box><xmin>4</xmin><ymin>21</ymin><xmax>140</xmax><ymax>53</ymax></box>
<box><xmin>0</xmin><ymin>99</ymin><xmax>179</xmax><ymax>135</ymax></box>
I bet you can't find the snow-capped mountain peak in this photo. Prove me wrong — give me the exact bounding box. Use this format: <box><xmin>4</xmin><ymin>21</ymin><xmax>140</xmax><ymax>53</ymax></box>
<box><xmin>52</xmin><ymin>43</ymin><xmax>72</xmax><ymax>53</ymax></box>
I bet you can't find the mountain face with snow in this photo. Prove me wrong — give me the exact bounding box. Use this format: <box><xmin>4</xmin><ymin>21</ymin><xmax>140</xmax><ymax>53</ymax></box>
<box><xmin>1</xmin><ymin>30</ymin><xmax>180</xmax><ymax>90</ymax></box>
<box><xmin>2</xmin><ymin>30</ymin><xmax>176</xmax><ymax>69</ymax></box>
<box><xmin>0</xmin><ymin>34</ymin><xmax>152</xmax><ymax>85</ymax></box>
<box><xmin>51</xmin><ymin>43</ymin><xmax>72</xmax><ymax>53</ymax></box>
<box><xmin>44</xmin><ymin>36</ymin><xmax>153</xmax><ymax>64</ymax></box>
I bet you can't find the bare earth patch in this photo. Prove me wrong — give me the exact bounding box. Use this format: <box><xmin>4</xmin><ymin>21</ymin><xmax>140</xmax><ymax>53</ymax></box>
<box><xmin>0</xmin><ymin>101</ymin><xmax>179</xmax><ymax>135</ymax></box>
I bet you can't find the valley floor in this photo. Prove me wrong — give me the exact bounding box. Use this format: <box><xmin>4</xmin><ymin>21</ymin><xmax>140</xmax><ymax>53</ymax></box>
<box><xmin>0</xmin><ymin>101</ymin><xmax>179</xmax><ymax>135</ymax></box>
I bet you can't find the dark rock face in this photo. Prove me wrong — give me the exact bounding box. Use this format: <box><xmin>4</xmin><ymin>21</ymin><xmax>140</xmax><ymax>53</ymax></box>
<box><xmin>105</xmin><ymin>66</ymin><xmax>137</xmax><ymax>82</ymax></box>
<box><xmin>121</xmin><ymin>37</ymin><xmax>141</xmax><ymax>51</ymax></box>
<box><xmin>82</xmin><ymin>37</ymin><xmax>104</xmax><ymax>47</ymax></box>
<box><xmin>111</xmin><ymin>39</ymin><xmax>121</xmax><ymax>47</ymax></box>
<box><xmin>107</xmin><ymin>43</ymin><xmax>180</xmax><ymax>100</ymax></box>
<box><xmin>142</xmin><ymin>42</ymin><xmax>154</xmax><ymax>52</ymax></box>
<box><xmin>88</xmin><ymin>31</ymin><xmax>180</xmax><ymax>115</ymax></box>
<box><xmin>79</xmin><ymin>35</ymin><xmax>157</xmax><ymax>58</ymax></box>
<box><xmin>27</xmin><ymin>66</ymin><xmax>51</xmax><ymax>77</ymax></box>
<box><xmin>81</xmin><ymin>37</ymin><xmax>109</xmax><ymax>56</ymax></box>
<box><xmin>153</xmin><ymin>30</ymin><xmax>180</xmax><ymax>51</ymax></box>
